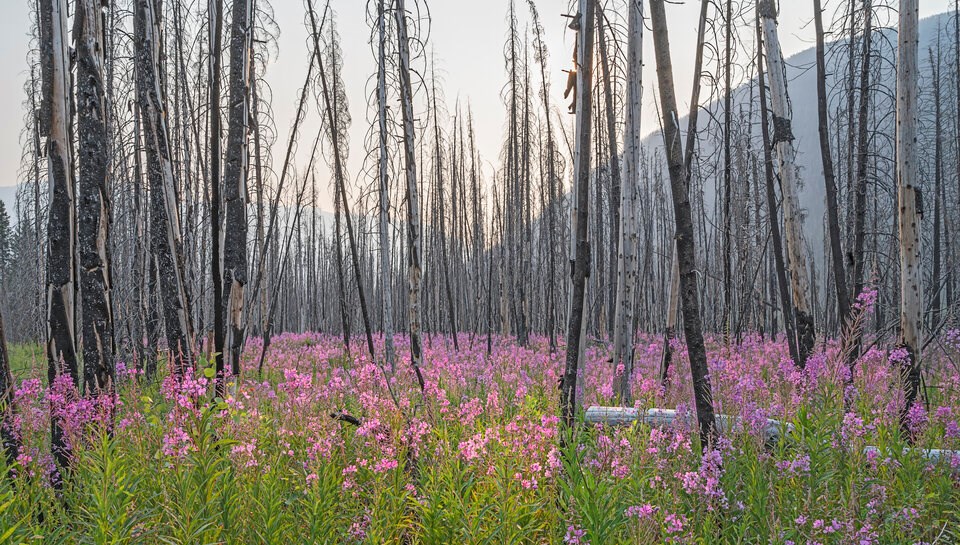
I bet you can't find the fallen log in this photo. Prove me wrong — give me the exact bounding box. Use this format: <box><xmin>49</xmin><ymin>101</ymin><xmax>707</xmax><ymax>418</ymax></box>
<box><xmin>585</xmin><ymin>406</ymin><xmax>960</xmax><ymax>471</ymax></box>
<box><xmin>584</xmin><ymin>406</ymin><xmax>792</xmax><ymax>444</ymax></box>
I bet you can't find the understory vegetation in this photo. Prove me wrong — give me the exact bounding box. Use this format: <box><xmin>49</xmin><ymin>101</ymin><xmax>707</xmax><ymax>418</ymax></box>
<box><xmin>2</xmin><ymin>331</ymin><xmax>959</xmax><ymax>544</ymax></box>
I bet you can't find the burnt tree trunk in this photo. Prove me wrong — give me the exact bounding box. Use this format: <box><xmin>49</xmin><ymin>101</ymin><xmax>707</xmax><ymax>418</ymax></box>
<box><xmin>0</xmin><ymin>311</ymin><xmax>17</xmax><ymax>470</ymax></box>
<box><xmin>134</xmin><ymin>0</ymin><xmax>194</xmax><ymax>375</ymax></box>
<box><xmin>395</xmin><ymin>0</ymin><xmax>426</xmax><ymax>393</ymax></box>
<box><xmin>560</xmin><ymin>0</ymin><xmax>595</xmax><ymax>428</ymax></box>
<box><xmin>221</xmin><ymin>0</ymin><xmax>253</xmax><ymax>391</ymax></box>
<box><xmin>650</xmin><ymin>0</ymin><xmax>717</xmax><ymax>448</ymax></box>
<box><xmin>813</xmin><ymin>0</ymin><xmax>850</xmax><ymax>334</ymax></box>
<box><xmin>75</xmin><ymin>0</ymin><xmax>115</xmax><ymax>395</ymax></box>
<box><xmin>40</xmin><ymin>0</ymin><xmax>78</xmax><ymax>472</ymax></box>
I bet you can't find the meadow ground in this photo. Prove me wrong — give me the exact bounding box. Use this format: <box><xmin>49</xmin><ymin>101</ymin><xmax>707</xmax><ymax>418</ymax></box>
<box><xmin>2</xmin><ymin>330</ymin><xmax>959</xmax><ymax>543</ymax></box>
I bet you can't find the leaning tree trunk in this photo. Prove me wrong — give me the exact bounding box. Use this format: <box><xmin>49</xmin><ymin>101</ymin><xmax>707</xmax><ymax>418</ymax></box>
<box><xmin>661</xmin><ymin>0</ymin><xmax>708</xmax><ymax>384</ymax></box>
<box><xmin>650</xmin><ymin>0</ymin><xmax>717</xmax><ymax>449</ymax></box>
<box><xmin>40</xmin><ymin>0</ymin><xmax>78</xmax><ymax>473</ymax></box>
<box><xmin>307</xmin><ymin>1</ymin><xmax>376</xmax><ymax>361</ymax></box>
<box><xmin>134</xmin><ymin>0</ymin><xmax>194</xmax><ymax>375</ymax></box>
<box><xmin>896</xmin><ymin>0</ymin><xmax>923</xmax><ymax>437</ymax></box>
<box><xmin>756</xmin><ymin>10</ymin><xmax>799</xmax><ymax>365</ymax></box>
<box><xmin>851</xmin><ymin>0</ymin><xmax>873</xmax><ymax>323</ymax></box>
<box><xmin>560</xmin><ymin>0</ymin><xmax>595</xmax><ymax>428</ymax></box>
<box><xmin>930</xmin><ymin>46</ymin><xmax>943</xmax><ymax>329</ymax></box>
<box><xmin>221</xmin><ymin>0</ymin><xmax>253</xmax><ymax>393</ymax></box>
<box><xmin>76</xmin><ymin>0</ymin><xmax>116</xmax><ymax>396</ymax></box>
<box><xmin>813</xmin><ymin>0</ymin><xmax>850</xmax><ymax>335</ymax></box>
<box><xmin>759</xmin><ymin>0</ymin><xmax>815</xmax><ymax>367</ymax></box>
<box><xmin>395</xmin><ymin>0</ymin><xmax>426</xmax><ymax>394</ymax></box>
<box><xmin>612</xmin><ymin>0</ymin><xmax>642</xmax><ymax>406</ymax></box>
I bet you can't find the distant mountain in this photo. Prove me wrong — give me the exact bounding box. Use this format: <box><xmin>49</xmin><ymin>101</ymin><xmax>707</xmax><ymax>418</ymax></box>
<box><xmin>640</xmin><ymin>12</ymin><xmax>950</xmax><ymax>270</ymax></box>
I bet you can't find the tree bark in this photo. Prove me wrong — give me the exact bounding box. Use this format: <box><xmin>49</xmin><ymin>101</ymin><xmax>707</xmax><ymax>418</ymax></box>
<box><xmin>896</xmin><ymin>0</ymin><xmax>923</xmax><ymax>436</ymax></box>
<box><xmin>650</xmin><ymin>0</ymin><xmax>717</xmax><ymax>448</ymax></box>
<box><xmin>851</xmin><ymin>0</ymin><xmax>873</xmax><ymax>310</ymax></box>
<box><xmin>40</xmin><ymin>0</ymin><xmax>78</xmax><ymax>472</ymax></box>
<box><xmin>75</xmin><ymin>0</ymin><xmax>115</xmax><ymax>395</ymax></box>
<box><xmin>661</xmin><ymin>0</ymin><xmax>708</xmax><ymax>383</ymax></box>
<box><xmin>377</xmin><ymin>0</ymin><xmax>395</xmax><ymax>369</ymax></box>
<box><xmin>813</xmin><ymin>0</ymin><xmax>851</xmax><ymax>335</ymax></box>
<box><xmin>209</xmin><ymin>0</ymin><xmax>225</xmax><ymax>386</ymax></box>
<box><xmin>759</xmin><ymin>0</ymin><xmax>815</xmax><ymax>367</ymax></box>
<box><xmin>596</xmin><ymin>6</ymin><xmax>621</xmax><ymax>339</ymax></box>
<box><xmin>134</xmin><ymin>0</ymin><xmax>194</xmax><ymax>375</ymax></box>
<box><xmin>221</xmin><ymin>0</ymin><xmax>253</xmax><ymax>392</ymax></box>
<box><xmin>560</xmin><ymin>0</ymin><xmax>595</xmax><ymax>428</ymax></box>
<box><xmin>613</xmin><ymin>0</ymin><xmax>642</xmax><ymax>405</ymax></box>
<box><xmin>929</xmin><ymin>45</ymin><xmax>943</xmax><ymax>328</ymax></box>
<box><xmin>395</xmin><ymin>0</ymin><xmax>426</xmax><ymax>393</ymax></box>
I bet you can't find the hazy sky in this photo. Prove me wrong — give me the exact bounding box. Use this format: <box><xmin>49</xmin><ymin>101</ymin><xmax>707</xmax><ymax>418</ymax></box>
<box><xmin>0</xmin><ymin>1</ymin><xmax>953</xmax><ymax>210</ymax></box>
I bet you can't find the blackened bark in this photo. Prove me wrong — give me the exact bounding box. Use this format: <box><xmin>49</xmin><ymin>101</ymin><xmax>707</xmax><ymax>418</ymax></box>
<box><xmin>813</xmin><ymin>0</ymin><xmax>851</xmax><ymax>333</ymax></box>
<box><xmin>650</xmin><ymin>0</ymin><xmax>717</xmax><ymax>449</ymax></box>
<box><xmin>209</xmin><ymin>0</ymin><xmax>225</xmax><ymax>388</ymax></box>
<box><xmin>76</xmin><ymin>0</ymin><xmax>116</xmax><ymax>396</ymax></box>
<box><xmin>596</xmin><ymin>7</ymin><xmax>621</xmax><ymax>337</ymax></box>
<box><xmin>560</xmin><ymin>0</ymin><xmax>595</xmax><ymax>428</ymax></box>
<box><xmin>851</xmin><ymin>0</ymin><xmax>873</xmax><ymax>305</ymax></box>
<box><xmin>395</xmin><ymin>0</ymin><xmax>426</xmax><ymax>393</ymax></box>
<box><xmin>221</xmin><ymin>0</ymin><xmax>253</xmax><ymax>392</ymax></box>
<box><xmin>40</xmin><ymin>0</ymin><xmax>78</xmax><ymax>472</ymax></box>
<box><xmin>306</xmin><ymin>2</ymin><xmax>376</xmax><ymax>361</ymax></box>
<box><xmin>0</xmin><ymin>311</ymin><xmax>17</xmax><ymax>469</ymax></box>
<box><xmin>134</xmin><ymin>0</ymin><xmax>194</xmax><ymax>375</ymax></box>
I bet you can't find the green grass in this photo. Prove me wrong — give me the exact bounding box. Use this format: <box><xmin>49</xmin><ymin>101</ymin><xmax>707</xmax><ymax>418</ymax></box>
<box><xmin>8</xmin><ymin>342</ymin><xmax>42</xmax><ymax>379</ymax></box>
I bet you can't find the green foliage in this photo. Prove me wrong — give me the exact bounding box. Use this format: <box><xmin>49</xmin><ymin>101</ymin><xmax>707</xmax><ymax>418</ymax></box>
<box><xmin>3</xmin><ymin>348</ymin><xmax>959</xmax><ymax>544</ymax></box>
<box><xmin>8</xmin><ymin>343</ymin><xmax>43</xmax><ymax>379</ymax></box>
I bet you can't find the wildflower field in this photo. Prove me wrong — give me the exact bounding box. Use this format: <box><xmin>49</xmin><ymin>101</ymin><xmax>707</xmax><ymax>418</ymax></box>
<box><xmin>3</xmin><ymin>330</ymin><xmax>960</xmax><ymax>544</ymax></box>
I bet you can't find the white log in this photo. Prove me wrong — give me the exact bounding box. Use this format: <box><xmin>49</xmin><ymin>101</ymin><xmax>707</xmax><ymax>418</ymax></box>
<box><xmin>585</xmin><ymin>406</ymin><xmax>793</xmax><ymax>443</ymax></box>
<box><xmin>863</xmin><ymin>446</ymin><xmax>960</xmax><ymax>468</ymax></box>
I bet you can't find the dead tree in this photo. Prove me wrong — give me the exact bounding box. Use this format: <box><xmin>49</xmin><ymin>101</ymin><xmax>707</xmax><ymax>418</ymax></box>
<box><xmin>896</xmin><ymin>0</ymin><xmax>923</xmax><ymax>436</ymax></box>
<box><xmin>209</xmin><ymin>0</ymin><xmax>225</xmax><ymax>384</ymax></box>
<box><xmin>40</xmin><ymin>0</ymin><xmax>78</xmax><ymax>471</ymax></box>
<box><xmin>650</xmin><ymin>0</ymin><xmax>717</xmax><ymax>448</ymax></box>
<box><xmin>660</xmin><ymin>0</ymin><xmax>709</xmax><ymax>385</ymax></box>
<box><xmin>759</xmin><ymin>0</ymin><xmax>815</xmax><ymax>367</ymax></box>
<box><xmin>75</xmin><ymin>0</ymin><xmax>115</xmax><ymax>394</ymax></box>
<box><xmin>0</xmin><ymin>310</ymin><xmax>17</xmax><ymax>470</ymax></box>
<box><xmin>596</xmin><ymin>5</ymin><xmax>621</xmax><ymax>339</ymax></box>
<box><xmin>851</xmin><ymin>0</ymin><xmax>873</xmax><ymax>318</ymax></box>
<box><xmin>755</xmin><ymin>10</ymin><xmax>799</xmax><ymax>364</ymax></box>
<box><xmin>395</xmin><ymin>0</ymin><xmax>426</xmax><ymax>393</ymax></box>
<box><xmin>374</xmin><ymin>0</ymin><xmax>396</xmax><ymax>368</ymax></box>
<box><xmin>560</xmin><ymin>0</ymin><xmax>595</xmax><ymax>428</ymax></box>
<box><xmin>613</xmin><ymin>0</ymin><xmax>642</xmax><ymax>405</ymax></box>
<box><xmin>928</xmin><ymin>44</ymin><xmax>944</xmax><ymax>329</ymax></box>
<box><xmin>527</xmin><ymin>0</ymin><xmax>561</xmax><ymax>350</ymax></box>
<box><xmin>221</xmin><ymin>0</ymin><xmax>253</xmax><ymax>391</ymax></box>
<box><xmin>814</xmin><ymin>0</ymin><xmax>850</xmax><ymax>336</ymax></box>
<box><xmin>134</xmin><ymin>0</ymin><xmax>194</xmax><ymax>374</ymax></box>
<box><xmin>721</xmin><ymin>0</ymin><xmax>733</xmax><ymax>336</ymax></box>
